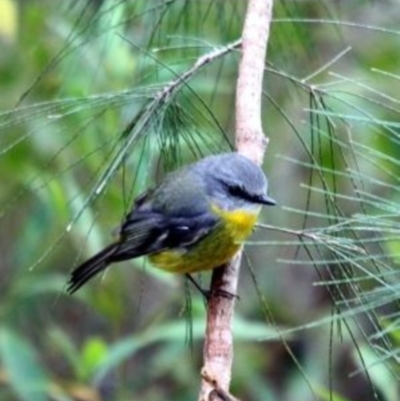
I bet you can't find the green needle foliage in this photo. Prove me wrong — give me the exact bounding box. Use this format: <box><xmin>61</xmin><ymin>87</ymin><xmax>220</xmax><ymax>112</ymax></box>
<box><xmin>0</xmin><ymin>1</ymin><xmax>400</xmax><ymax>400</ymax></box>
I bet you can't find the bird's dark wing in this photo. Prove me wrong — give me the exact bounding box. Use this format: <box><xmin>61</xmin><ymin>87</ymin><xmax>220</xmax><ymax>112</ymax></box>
<box><xmin>67</xmin><ymin>211</ymin><xmax>218</xmax><ymax>294</ymax></box>
<box><xmin>67</xmin><ymin>170</ymin><xmax>218</xmax><ymax>294</ymax></box>
<box><xmin>113</xmin><ymin>169</ymin><xmax>218</xmax><ymax>257</ymax></box>
<box><xmin>114</xmin><ymin>210</ymin><xmax>219</xmax><ymax>259</ymax></box>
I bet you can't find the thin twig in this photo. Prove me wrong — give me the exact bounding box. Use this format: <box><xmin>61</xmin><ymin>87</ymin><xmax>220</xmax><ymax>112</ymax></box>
<box><xmin>62</xmin><ymin>39</ymin><xmax>242</xmax><ymax>244</ymax></box>
<box><xmin>302</xmin><ymin>46</ymin><xmax>352</xmax><ymax>83</ymax></box>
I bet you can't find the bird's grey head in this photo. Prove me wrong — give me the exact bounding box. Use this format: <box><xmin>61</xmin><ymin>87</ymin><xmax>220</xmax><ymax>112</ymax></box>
<box><xmin>193</xmin><ymin>153</ymin><xmax>275</xmax><ymax>210</ymax></box>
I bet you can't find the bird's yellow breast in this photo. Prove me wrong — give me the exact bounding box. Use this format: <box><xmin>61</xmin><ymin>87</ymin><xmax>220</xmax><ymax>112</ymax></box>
<box><xmin>149</xmin><ymin>206</ymin><xmax>260</xmax><ymax>274</ymax></box>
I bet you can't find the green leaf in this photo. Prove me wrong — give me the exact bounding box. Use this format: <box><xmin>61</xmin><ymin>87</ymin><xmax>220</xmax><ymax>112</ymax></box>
<box><xmin>0</xmin><ymin>328</ymin><xmax>49</xmax><ymax>401</ymax></box>
<box><xmin>0</xmin><ymin>0</ymin><xmax>17</xmax><ymax>41</ymax></box>
<box><xmin>79</xmin><ymin>337</ymin><xmax>108</xmax><ymax>380</ymax></box>
<box><xmin>92</xmin><ymin>316</ymin><xmax>284</xmax><ymax>383</ymax></box>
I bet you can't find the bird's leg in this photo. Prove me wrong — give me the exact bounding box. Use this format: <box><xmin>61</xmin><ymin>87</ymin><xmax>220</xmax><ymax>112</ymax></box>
<box><xmin>185</xmin><ymin>274</ymin><xmax>239</xmax><ymax>301</ymax></box>
<box><xmin>185</xmin><ymin>274</ymin><xmax>209</xmax><ymax>299</ymax></box>
<box><xmin>211</xmin><ymin>288</ymin><xmax>239</xmax><ymax>300</ymax></box>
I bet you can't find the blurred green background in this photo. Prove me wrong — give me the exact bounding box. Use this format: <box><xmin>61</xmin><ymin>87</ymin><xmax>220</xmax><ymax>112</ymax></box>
<box><xmin>0</xmin><ymin>0</ymin><xmax>399</xmax><ymax>400</ymax></box>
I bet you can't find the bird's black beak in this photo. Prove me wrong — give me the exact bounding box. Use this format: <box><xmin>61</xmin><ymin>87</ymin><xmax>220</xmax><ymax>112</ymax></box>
<box><xmin>259</xmin><ymin>194</ymin><xmax>276</xmax><ymax>205</ymax></box>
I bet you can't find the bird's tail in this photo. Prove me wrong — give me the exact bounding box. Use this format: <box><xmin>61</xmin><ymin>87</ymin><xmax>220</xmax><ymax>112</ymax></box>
<box><xmin>67</xmin><ymin>243</ymin><xmax>119</xmax><ymax>294</ymax></box>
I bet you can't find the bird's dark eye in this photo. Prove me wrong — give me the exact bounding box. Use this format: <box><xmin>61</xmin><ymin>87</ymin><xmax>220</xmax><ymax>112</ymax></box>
<box><xmin>228</xmin><ymin>184</ymin><xmax>247</xmax><ymax>198</ymax></box>
<box><xmin>227</xmin><ymin>184</ymin><xmax>272</xmax><ymax>205</ymax></box>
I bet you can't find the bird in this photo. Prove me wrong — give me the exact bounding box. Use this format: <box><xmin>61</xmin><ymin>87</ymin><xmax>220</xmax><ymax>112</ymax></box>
<box><xmin>67</xmin><ymin>152</ymin><xmax>275</xmax><ymax>294</ymax></box>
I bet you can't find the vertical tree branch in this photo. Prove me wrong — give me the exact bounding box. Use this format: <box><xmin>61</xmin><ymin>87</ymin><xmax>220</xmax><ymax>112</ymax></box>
<box><xmin>236</xmin><ymin>0</ymin><xmax>273</xmax><ymax>161</ymax></box>
<box><xmin>199</xmin><ymin>1</ymin><xmax>274</xmax><ymax>400</ymax></box>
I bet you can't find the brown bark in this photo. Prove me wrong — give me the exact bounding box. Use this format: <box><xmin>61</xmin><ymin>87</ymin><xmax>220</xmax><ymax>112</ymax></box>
<box><xmin>198</xmin><ymin>1</ymin><xmax>274</xmax><ymax>400</ymax></box>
